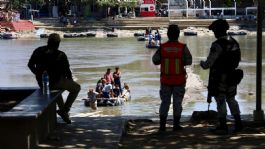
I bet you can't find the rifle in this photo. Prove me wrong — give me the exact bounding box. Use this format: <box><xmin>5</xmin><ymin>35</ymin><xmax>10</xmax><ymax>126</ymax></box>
<box><xmin>207</xmin><ymin>93</ymin><xmax>212</xmax><ymax>111</ymax></box>
<box><xmin>207</xmin><ymin>69</ymin><xmax>213</xmax><ymax>111</ymax></box>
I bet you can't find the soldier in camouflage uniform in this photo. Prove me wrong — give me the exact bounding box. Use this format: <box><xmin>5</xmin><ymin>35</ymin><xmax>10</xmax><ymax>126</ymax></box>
<box><xmin>200</xmin><ymin>19</ymin><xmax>243</xmax><ymax>134</ymax></box>
<box><xmin>152</xmin><ymin>24</ymin><xmax>192</xmax><ymax>132</ymax></box>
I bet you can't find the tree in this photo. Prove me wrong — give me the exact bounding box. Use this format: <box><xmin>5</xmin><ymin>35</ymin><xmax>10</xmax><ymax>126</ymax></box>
<box><xmin>224</xmin><ymin>0</ymin><xmax>241</xmax><ymax>7</ymax></box>
<box><xmin>97</xmin><ymin>0</ymin><xmax>119</xmax><ymax>6</ymax></box>
<box><xmin>96</xmin><ymin>0</ymin><xmax>137</xmax><ymax>8</ymax></box>
<box><xmin>120</xmin><ymin>0</ymin><xmax>137</xmax><ymax>8</ymax></box>
<box><xmin>96</xmin><ymin>0</ymin><xmax>137</xmax><ymax>17</ymax></box>
<box><xmin>9</xmin><ymin>0</ymin><xmax>45</xmax><ymax>10</ymax></box>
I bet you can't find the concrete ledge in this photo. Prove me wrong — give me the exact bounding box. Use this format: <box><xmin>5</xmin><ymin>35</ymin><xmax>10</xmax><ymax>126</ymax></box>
<box><xmin>0</xmin><ymin>87</ymin><xmax>63</xmax><ymax>149</ymax></box>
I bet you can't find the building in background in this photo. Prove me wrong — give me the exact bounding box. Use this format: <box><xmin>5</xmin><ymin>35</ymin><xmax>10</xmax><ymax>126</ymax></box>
<box><xmin>139</xmin><ymin>0</ymin><xmax>156</xmax><ymax>17</ymax></box>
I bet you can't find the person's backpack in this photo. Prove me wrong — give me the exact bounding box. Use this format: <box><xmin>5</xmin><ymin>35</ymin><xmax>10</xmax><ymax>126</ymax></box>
<box><xmin>228</xmin><ymin>69</ymin><xmax>244</xmax><ymax>85</ymax></box>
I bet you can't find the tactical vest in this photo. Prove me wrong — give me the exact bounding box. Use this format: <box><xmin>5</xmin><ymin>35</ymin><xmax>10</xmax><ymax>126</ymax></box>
<box><xmin>212</xmin><ymin>36</ymin><xmax>241</xmax><ymax>73</ymax></box>
<box><xmin>160</xmin><ymin>41</ymin><xmax>186</xmax><ymax>85</ymax></box>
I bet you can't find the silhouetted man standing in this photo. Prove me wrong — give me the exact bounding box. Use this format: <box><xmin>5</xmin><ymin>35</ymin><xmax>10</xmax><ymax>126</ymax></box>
<box><xmin>153</xmin><ymin>24</ymin><xmax>192</xmax><ymax>132</ymax></box>
<box><xmin>201</xmin><ymin>19</ymin><xmax>243</xmax><ymax>134</ymax></box>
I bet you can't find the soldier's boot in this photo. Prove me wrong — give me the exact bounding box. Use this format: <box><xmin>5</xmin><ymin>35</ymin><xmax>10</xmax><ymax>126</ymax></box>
<box><xmin>159</xmin><ymin>115</ymin><xmax>167</xmax><ymax>132</ymax></box>
<box><xmin>173</xmin><ymin>116</ymin><xmax>183</xmax><ymax>131</ymax></box>
<box><xmin>210</xmin><ymin>117</ymin><xmax>228</xmax><ymax>135</ymax></box>
<box><xmin>233</xmin><ymin>114</ymin><xmax>243</xmax><ymax>133</ymax></box>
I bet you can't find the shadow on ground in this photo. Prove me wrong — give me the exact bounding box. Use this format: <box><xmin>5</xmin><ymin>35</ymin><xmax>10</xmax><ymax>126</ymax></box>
<box><xmin>119</xmin><ymin>118</ymin><xmax>265</xmax><ymax>149</ymax></box>
<box><xmin>38</xmin><ymin>116</ymin><xmax>123</xmax><ymax>149</ymax></box>
<box><xmin>37</xmin><ymin>115</ymin><xmax>265</xmax><ymax>149</ymax></box>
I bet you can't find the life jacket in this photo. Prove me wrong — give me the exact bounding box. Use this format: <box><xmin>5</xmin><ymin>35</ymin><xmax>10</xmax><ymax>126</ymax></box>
<box><xmin>160</xmin><ymin>41</ymin><xmax>186</xmax><ymax>85</ymax></box>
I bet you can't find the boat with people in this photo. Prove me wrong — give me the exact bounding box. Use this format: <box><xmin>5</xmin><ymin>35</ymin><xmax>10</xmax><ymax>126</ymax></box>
<box><xmin>145</xmin><ymin>30</ymin><xmax>161</xmax><ymax>49</ymax></box>
<box><xmin>83</xmin><ymin>95</ymin><xmax>130</xmax><ymax>107</ymax></box>
<box><xmin>145</xmin><ymin>36</ymin><xmax>160</xmax><ymax>49</ymax></box>
<box><xmin>146</xmin><ymin>43</ymin><xmax>160</xmax><ymax>49</ymax></box>
<box><xmin>83</xmin><ymin>87</ymin><xmax>131</xmax><ymax>107</ymax></box>
<box><xmin>83</xmin><ymin>71</ymin><xmax>131</xmax><ymax>108</ymax></box>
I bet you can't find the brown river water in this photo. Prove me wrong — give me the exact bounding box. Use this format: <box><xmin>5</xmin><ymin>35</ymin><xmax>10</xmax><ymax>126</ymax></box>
<box><xmin>0</xmin><ymin>35</ymin><xmax>264</xmax><ymax>116</ymax></box>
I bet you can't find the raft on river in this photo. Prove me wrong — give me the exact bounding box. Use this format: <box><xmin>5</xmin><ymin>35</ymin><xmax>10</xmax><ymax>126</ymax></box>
<box><xmin>146</xmin><ymin>44</ymin><xmax>159</xmax><ymax>49</ymax></box>
<box><xmin>83</xmin><ymin>94</ymin><xmax>131</xmax><ymax>107</ymax></box>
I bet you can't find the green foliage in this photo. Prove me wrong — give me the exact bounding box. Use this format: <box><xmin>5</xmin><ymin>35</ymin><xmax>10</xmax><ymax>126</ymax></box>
<box><xmin>10</xmin><ymin>0</ymin><xmax>25</xmax><ymax>9</ymax></box>
<box><xmin>96</xmin><ymin>0</ymin><xmax>137</xmax><ymax>8</ymax></box>
<box><xmin>10</xmin><ymin>0</ymin><xmax>45</xmax><ymax>9</ymax></box>
<box><xmin>224</xmin><ymin>0</ymin><xmax>241</xmax><ymax>7</ymax></box>
<box><xmin>97</xmin><ymin>0</ymin><xmax>118</xmax><ymax>6</ymax></box>
<box><xmin>120</xmin><ymin>0</ymin><xmax>137</xmax><ymax>8</ymax></box>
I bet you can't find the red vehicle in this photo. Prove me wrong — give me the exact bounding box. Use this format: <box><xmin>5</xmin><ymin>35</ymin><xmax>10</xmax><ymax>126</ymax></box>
<box><xmin>140</xmin><ymin>0</ymin><xmax>156</xmax><ymax>17</ymax></box>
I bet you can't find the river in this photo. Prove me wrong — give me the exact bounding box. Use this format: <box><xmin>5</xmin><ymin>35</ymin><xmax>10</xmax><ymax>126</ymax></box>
<box><xmin>0</xmin><ymin>35</ymin><xmax>264</xmax><ymax>117</ymax></box>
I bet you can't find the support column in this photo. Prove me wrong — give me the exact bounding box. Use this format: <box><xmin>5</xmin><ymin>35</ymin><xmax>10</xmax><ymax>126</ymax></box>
<box><xmin>208</xmin><ymin>0</ymin><xmax>211</xmax><ymax>16</ymax></box>
<box><xmin>254</xmin><ymin>0</ymin><xmax>264</xmax><ymax>122</ymax></box>
<box><xmin>234</xmin><ymin>0</ymin><xmax>237</xmax><ymax>16</ymax></box>
<box><xmin>186</xmin><ymin>0</ymin><xmax>188</xmax><ymax>18</ymax></box>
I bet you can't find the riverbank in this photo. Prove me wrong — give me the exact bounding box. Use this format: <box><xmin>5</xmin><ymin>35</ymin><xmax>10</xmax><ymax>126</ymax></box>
<box><xmin>38</xmin><ymin>115</ymin><xmax>265</xmax><ymax>149</ymax></box>
<box><xmin>1</xmin><ymin>17</ymin><xmax>256</xmax><ymax>39</ymax></box>
<box><xmin>14</xmin><ymin>25</ymin><xmax>260</xmax><ymax>40</ymax></box>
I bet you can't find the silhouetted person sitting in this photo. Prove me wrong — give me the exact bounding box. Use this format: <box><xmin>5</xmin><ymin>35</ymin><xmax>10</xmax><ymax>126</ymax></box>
<box><xmin>28</xmin><ymin>33</ymin><xmax>81</xmax><ymax>124</ymax></box>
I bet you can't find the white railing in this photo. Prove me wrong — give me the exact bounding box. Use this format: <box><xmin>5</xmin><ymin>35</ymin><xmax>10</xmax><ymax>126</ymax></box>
<box><xmin>168</xmin><ymin>0</ymin><xmax>237</xmax><ymax>18</ymax></box>
<box><xmin>245</xmin><ymin>7</ymin><xmax>257</xmax><ymax>15</ymax></box>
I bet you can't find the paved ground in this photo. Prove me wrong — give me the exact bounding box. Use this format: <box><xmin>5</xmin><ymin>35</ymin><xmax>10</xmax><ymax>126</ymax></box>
<box><xmin>38</xmin><ymin>116</ymin><xmax>125</xmax><ymax>149</ymax></box>
<box><xmin>38</xmin><ymin>114</ymin><xmax>265</xmax><ymax>149</ymax></box>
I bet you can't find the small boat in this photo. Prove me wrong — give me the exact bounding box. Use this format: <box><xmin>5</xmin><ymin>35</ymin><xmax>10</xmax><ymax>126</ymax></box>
<box><xmin>63</xmin><ymin>33</ymin><xmax>75</xmax><ymax>38</ymax></box>
<box><xmin>40</xmin><ymin>34</ymin><xmax>49</xmax><ymax>38</ymax></box>
<box><xmin>79</xmin><ymin>33</ymin><xmax>87</xmax><ymax>37</ymax></box>
<box><xmin>2</xmin><ymin>32</ymin><xmax>18</xmax><ymax>39</ymax></box>
<box><xmin>228</xmin><ymin>31</ymin><xmax>247</xmax><ymax>36</ymax></box>
<box><xmin>63</xmin><ymin>32</ymin><xmax>96</xmax><ymax>38</ymax></box>
<box><xmin>146</xmin><ymin>44</ymin><xmax>159</xmax><ymax>49</ymax></box>
<box><xmin>107</xmin><ymin>32</ymin><xmax>118</xmax><ymax>37</ymax></box>
<box><xmin>134</xmin><ymin>32</ymin><xmax>145</xmax><ymax>37</ymax></box>
<box><xmin>183</xmin><ymin>27</ymin><xmax>198</xmax><ymax>36</ymax></box>
<box><xmin>83</xmin><ymin>97</ymin><xmax>126</xmax><ymax>107</ymax></box>
<box><xmin>86</xmin><ymin>32</ymin><xmax>96</xmax><ymax>37</ymax></box>
<box><xmin>184</xmin><ymin>31</ymin><xmax>197</xmax><ymax>36</ymax></box>
<box><xmin>83</xmin><ymin>87</ymin><xmax>131</xmax><ymax>107</ymax></box>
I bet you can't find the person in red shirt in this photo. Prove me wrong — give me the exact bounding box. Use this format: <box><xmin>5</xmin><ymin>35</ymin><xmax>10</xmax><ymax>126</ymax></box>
<box><xmin>103</xmin><ymin>68</ymin><xmax>114</xmax><ymax>84</ymax></box>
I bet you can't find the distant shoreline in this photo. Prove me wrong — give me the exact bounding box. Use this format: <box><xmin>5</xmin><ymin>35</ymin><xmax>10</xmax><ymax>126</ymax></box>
<box><xmin>17</xmin><ymin>26</ymin><xmax>260</xmax><ymax>39</ymax></box>
<box><xmin>2</xmin><ymin>17</ymin><xmax>259</xmax><ymax>38</ymax></box>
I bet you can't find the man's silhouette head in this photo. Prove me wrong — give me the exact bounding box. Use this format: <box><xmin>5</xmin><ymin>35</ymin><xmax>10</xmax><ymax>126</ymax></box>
<box><xmin>209</xmin><ymin>19</ymin><xmax>229</xmax><ymax>38</ymax></box>
<box><xmin>167</xmin><ymin>24</ymin><xmax>180</xmax><ymax>41</ymax></box>
<box><xmin>47</xmin><ymin>33</ymin><xmax>61</xmax><ymax>50</ymax></box>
